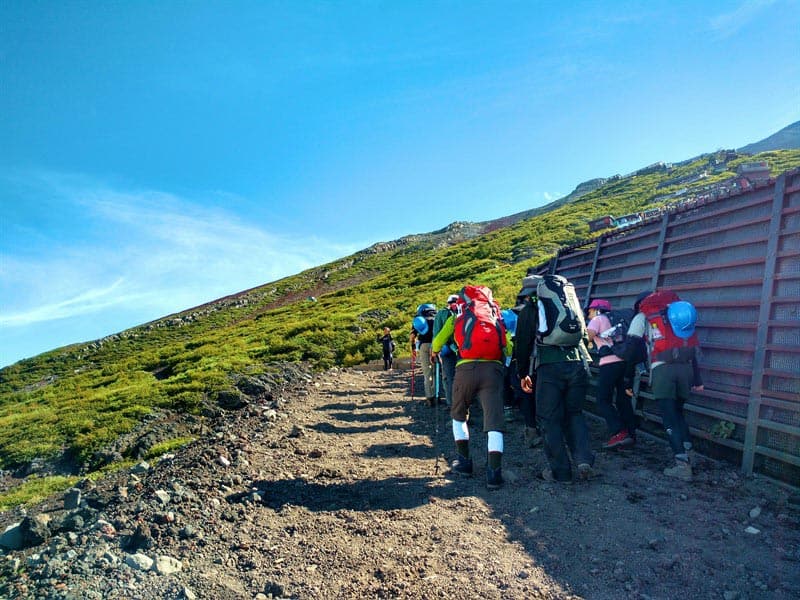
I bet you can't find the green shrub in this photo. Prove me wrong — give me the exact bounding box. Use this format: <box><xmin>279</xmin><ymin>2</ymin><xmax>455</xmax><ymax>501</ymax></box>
<box><xmin>144</xmin><ymin>437</ymin><xmax>195</xmax><ymax>459</ymax></box>
<box><xmin>0</xmin><ymin>475</ymin><xmax>80</xmax><ymax>511</ymax></box>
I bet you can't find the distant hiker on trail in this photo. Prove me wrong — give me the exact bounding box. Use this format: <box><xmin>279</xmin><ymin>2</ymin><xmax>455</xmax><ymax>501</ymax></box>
<box><xmin>411</xmin><ymin>304</ymin><xmax>437</xmax><ymax>406</ymax></box>
<box><xmin>586</xmin><ymin>299</ymin><xmax>637</xmax><ymax>449</ymax></box>
<box><xmin>377</xmin><ymin>327</ymin><xmax>395</xmax><ymax>370</ymax></box>
<box><xmin>433</xmin><ymin>294</ymin><xmax>460</xmax><ymax>407</ymax></box>
<box><xmin>627</xmin><ymin>290</ymin><xmax>703</xmax><ymax>482</ymax></box>
<box><xmin>510</xmin><ymin>277</ymin><xmax>542</xmax><ymax>448</ymax></box>
<box><xmin>518</xmin><ymin>274</ymin><xmax>596</xmax><ymax>484</ymax></box>
<box><xmin>431</xmin><ymin>285</ymin><xmax>509</xmax><ymax>490</ymax></box>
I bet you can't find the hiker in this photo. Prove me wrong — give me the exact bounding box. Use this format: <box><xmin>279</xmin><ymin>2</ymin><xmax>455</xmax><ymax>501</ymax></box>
<box><xmin>433</xmin><ymin>294</ymin><xmax>460</xmax><ymax>407</ymax></box>
<box><xmin>431</xmin><ymin>285</ymin><xmax>508</xmax><ymax>490</ymax></box>
<box><xmin>622</xmin><ymin>291</ymin><xmax>651</xmax><ymax>401</ymax></box>
<box><xmin>627</xmin><ymin>291</ymin><xmax>703</xmax><ymax>481</ymax></box>
<box><xmin>510</xmin><ymin>278</ymin><xmax>542</xmax><ymax>448</ymax></box>
<box><xmin>586</xmin><ymin>299</ymin><xmax>636</xmax><ymax>449</ymax></box>
<box><xmin>377</xmin><ymin>327</ymin><xmax>395</xmax><ymax>370</ymax></box>
<box><xmin>411</xmin><ymin>304</ymin><xmax>437</xmax><ymax>406</ymax></box>
<box><xmin>518</xmin><ymin>274</ymin><xmax>596</xmax><ymax>483</ymax></box>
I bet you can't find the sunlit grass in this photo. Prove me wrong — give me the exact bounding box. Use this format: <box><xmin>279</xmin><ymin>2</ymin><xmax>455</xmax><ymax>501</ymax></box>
<box><xmin>0</xmin><ymin>476</ymin><xmax>80</xmax><ymax>512</ymax></box>
<box><xmin>144</xmin><ymin>437</ymin><xmax>196</xmax><ymax>459</ymax></box>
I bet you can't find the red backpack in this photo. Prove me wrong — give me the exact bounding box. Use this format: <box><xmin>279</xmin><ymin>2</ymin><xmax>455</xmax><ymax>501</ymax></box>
<box><xmin>454</xmin><ymin>285</ymin><xmax>507</xmax><ymax>361</ymax></box>
<box><xmin>639</xmin><ymin>290</ymin><xmax>698</xmax><ymax>363</ymax></box>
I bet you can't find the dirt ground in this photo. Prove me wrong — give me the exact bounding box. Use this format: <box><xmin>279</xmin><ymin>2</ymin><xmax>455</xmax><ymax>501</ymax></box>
<box><xmin>2</xmin><ymin>363</ymin><xmax>799</xmax><ymax>599</ymax></box>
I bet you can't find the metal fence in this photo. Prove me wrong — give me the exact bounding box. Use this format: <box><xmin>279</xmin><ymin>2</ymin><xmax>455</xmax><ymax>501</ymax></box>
<box><xmin>532</xmin><ymin>168</ymin><xmax>800</xmax><ymax>486</ymax></box>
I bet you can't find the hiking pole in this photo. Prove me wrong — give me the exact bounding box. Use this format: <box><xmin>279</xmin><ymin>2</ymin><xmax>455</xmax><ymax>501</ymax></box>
<box><xmin>434</xmin><ymin>359</ymin><xmax>441</xmax><ymax>475</ymax></box>
<box><xmin>434</xmin><ymin>361</ymin><xmax>440</xmax><ymax>432</ymax></box>
<box><xmin>411</xmin><ymin>352</ymin><xmax>415</xmax><ymax>400</ymax></box>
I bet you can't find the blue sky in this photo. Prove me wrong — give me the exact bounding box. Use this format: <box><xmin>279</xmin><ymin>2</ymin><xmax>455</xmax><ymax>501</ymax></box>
<box><xmin>1</xmin><ymin>0</ymin><xmax>798</xmax><ymax>367</ymax></box>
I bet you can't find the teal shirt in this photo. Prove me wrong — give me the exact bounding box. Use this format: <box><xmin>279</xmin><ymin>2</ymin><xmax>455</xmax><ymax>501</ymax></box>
<box><xmin>433</xmin><ymin>308</ymin><xmax>458</xmax><ymax>355</ymax></box>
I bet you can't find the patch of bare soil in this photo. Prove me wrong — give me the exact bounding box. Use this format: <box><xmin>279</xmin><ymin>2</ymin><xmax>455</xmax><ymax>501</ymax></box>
<box><xmin>1</xmin><ymin>365</ymin><xmax>799</xmax><ymax>599</ymax></box>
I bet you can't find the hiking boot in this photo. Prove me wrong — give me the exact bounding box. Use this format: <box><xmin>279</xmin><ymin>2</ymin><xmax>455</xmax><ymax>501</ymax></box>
<box><xmin>683</xmin><ymin>442</ymin><xmax>696</xmax><ymax>465</ymax></box>
<box><xmin>604</xmin><ymin>430</ymin><xmax>634</xmax><ymax>449</ymax></box>
<box><xmin>577</xmin><ymin>463</ymin><xmax>595</xmax><ymax>481</ymax></box>
<box><xmin>538</xmin><ymin>468</ymin><xmax>572</xmax><ymax>484</ymax></box>
<box><xmin>524</xmin><ymin>426</ymin><xmax>543</xmax><ymax>448</ymax></box>
<box><xmin>487</xmin><ymin>467</ymin><xmax>503</xmax><ymax>490</ymax></box>
<box><xmin>450</xmin><ymin>456</ymin><xmax>473</xmax><ymax>477</ymax></box>
<box><xmin>663</xmin><ymin>459</ymin><xmax>692</xmax><ymax>482</ymax></box>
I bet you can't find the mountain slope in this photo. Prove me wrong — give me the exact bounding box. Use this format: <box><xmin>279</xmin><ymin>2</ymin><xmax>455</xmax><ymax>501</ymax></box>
<box><xmin>1</xmin><ymin>147</ymin><xmax>800</xmax><ymax>504</ymax></box>
<box><xmin>738</xmin><ymin>120</ymin><xmax>800</xmax><ymax>154</ymax></box>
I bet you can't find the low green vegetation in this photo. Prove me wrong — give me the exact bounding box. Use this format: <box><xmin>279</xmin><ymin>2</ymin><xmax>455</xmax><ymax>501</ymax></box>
<box><xmin>0</xmin><ymin>476</ymin><xmax>82</xmax><ymax>512</ymax></box>
<box><xmin>1</xmin><ymin>149</ymin><xmax>798</xmax><ymax>487</ymax></box>
<box><xmin>144</xmin><ymin>437</ymin><xmax>196</xmax><ymax>460</ymax></box>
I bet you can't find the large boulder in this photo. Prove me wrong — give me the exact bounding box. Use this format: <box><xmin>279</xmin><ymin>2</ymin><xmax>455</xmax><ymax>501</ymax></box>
<box><xmin>215</xmin><ymin>389</ymin><xmax>249</xmax><ymax>410</ymax></box>
<box><xmin>233</xmin><ymin>375</ymin><xmax>273</xmax><ymax>400</ymax></box>
<box><xmin>0</xmin><ymin>522</ymin><xmax>22</xmax><ymax>550</ymax></box>
<box><xmin>19</xmin><ymin>515</ymin><xmax>51</xmax><ymax>547</ymax></box>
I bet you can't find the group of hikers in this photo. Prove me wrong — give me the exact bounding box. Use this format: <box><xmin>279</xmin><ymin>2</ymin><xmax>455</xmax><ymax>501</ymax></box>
<box><xmin>380</xmin><ymin>272</ymin><xmax>703</xmax><ymax>489</ymax></box>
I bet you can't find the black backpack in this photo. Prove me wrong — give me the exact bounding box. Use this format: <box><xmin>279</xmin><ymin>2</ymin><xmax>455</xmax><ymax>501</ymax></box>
<box><xmin>598</xmin><ymin>308</ymin><xmax>646</xmax><ymax>364</ymax></box>
<box><xmin>605</xmin><ymin>309</ymin><xmax>633</xmax><ymax>356</ymax></box>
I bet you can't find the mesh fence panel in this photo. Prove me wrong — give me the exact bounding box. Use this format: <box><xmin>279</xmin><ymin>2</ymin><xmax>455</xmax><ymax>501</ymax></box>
<box><xmin>761</xmin><ymin>404</ymin><xmax>800</xmax><ymax>427</ymax></box>
<box><xmin>666</xmin><ymin>221</ymin><xmax>770</xmax><ymax>254</ymax></box>
<box><xmin>770</xmin><ymin>326</ymin><xmax>800</xmax><ymax>345</ymax></box>
<box><xmin>780</xmin><ymin>232</ymin><xmax>800</xmax><ymax>252</ymax></box>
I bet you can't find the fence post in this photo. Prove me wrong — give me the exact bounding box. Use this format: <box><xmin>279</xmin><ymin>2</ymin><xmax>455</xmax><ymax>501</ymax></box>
<box><xmin>582</xmin><ymin>236</ymin><xmax>604</xmax><ymax>307</ymax></box>
<box><xmin>650</xmin><ymin>212</ymin><xmax>670</xmax><ymax>290</ymax></box>
<box><xmin>741</xmin><ymin>174</ymin><xmax>786</xmax><ymax>475</ymax></box>
<box><xmin>549</xmin><ymin>254</ymin><xmax>559</xmax><ymax>275</ymax></box>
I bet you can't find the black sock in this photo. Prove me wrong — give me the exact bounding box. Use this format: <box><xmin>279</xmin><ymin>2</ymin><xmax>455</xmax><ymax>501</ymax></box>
<box><xmin>455</xmin><ymin>439</ymin><xmax>469</xmax><ymax>459</ymax></box>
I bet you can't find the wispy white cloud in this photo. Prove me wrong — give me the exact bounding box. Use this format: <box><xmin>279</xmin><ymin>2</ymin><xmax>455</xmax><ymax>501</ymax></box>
<box><xmin>0</xmin><ymin>278</ymin><xmax>130</xmax><ymax>327</ymax></box>
<box><xmin>708</xmin><ymin>0</ymin><xmax>778</xmax><ymax>38</ymax></box>
<box><xmin>0</xmin><ymin>173</ymin><xmax>359</xmax><ymax>331</ymax></box>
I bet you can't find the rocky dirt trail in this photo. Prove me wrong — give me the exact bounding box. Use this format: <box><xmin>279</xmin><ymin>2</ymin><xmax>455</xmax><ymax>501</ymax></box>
<box><xmin>1</xmin><ymin>364</ymin><xmax>799</xmax><ymax>599</ymax></box>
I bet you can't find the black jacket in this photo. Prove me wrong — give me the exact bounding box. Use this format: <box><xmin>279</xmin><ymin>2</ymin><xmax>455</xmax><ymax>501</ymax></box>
<box><xmin>512</xmin><ymin>298</ymin><xmax>537</xmax><ymax>375</ymax></box>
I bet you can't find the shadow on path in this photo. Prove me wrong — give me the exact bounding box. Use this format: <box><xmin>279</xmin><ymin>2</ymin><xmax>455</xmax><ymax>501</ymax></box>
<box><xmin>363</xmin><ymin>443</ymin><xmax>434</xmax><ymax>460</ymax></box>
<box><xmin>232</xmin><ymin>476</ymin><xmax>462</xmax><ymax>512</ymax></box>
<box><xmin>309</xmin><ymin>422</ymin><xmax>413</xmax><ymax>435</ymax></box>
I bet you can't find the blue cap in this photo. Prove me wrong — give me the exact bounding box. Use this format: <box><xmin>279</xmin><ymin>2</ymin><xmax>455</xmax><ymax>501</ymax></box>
<box><xmin>667</xmin><ymin>301</ymin><xmax>697</xmax><ymax>339</ymax></box>
<box><xmin>416</xmin><ymin>303</ymin><xmax>436</xmax><ymax>316</ymax></box>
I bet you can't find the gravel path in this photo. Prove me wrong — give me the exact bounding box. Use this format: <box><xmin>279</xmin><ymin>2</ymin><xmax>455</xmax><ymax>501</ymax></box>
<box><xmin>1</xmin><ymin>365</ymin><xmax>798</xmax><ymax>599</ymax></box>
